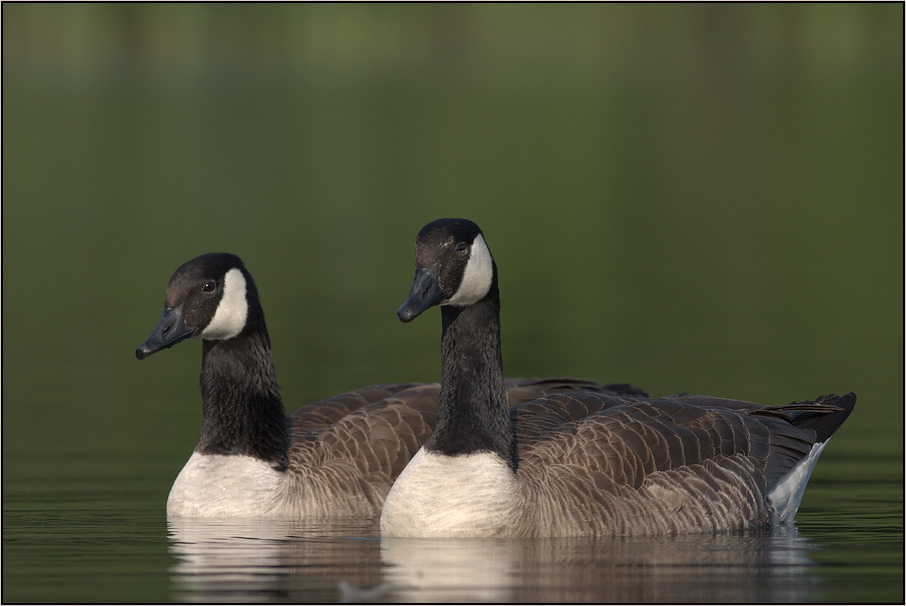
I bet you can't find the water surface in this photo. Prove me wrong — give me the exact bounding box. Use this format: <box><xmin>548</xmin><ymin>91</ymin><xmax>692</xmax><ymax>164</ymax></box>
<box><xmin>3</xmin><ymin>464</ymin><xmax>901</xmax><ymax>603</ymax></box>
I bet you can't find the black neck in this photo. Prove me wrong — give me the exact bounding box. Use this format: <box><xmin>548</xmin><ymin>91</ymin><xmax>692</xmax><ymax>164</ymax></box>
<box><xmin>424</xmin><ymin>283</ymin><xmax>517</xmax><ymax>471</ymax></box>
<box><xmin>196</xmin><ymin>329</ymin><xmax>289</xmax><ymax>471</ymax></box>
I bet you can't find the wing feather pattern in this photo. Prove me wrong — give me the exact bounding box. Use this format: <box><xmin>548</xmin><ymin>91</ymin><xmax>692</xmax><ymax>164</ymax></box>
<box><xmin>280</xmin><ymin>378</ymin><xmax>643</xmax><ymax>516</ymax></box>
<box><xmin>506</xmin><ymin>392</ymin><xmax>854</xmax><ymax>536</ymax></box>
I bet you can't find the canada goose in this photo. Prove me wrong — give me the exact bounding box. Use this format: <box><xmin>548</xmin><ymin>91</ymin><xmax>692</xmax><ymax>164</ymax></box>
<box><xmin>380</xmin><ymin>219</ymin><xmax>856</xmax><ymax>537</ymax></box>
<box><xmin>136</xmin><ymin>252</ymin><xmax>638</xmax><ymax>517</ymax></box>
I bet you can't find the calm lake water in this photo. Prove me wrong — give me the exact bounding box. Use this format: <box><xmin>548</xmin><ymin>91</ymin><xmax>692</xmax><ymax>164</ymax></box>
<box><xmin>2</xmin><ymin>415</ymin><xmax>902</xmax><ymax>603</ymax></box>
<box><xmin>3</xmin><ymin>4</ymin><xmax>903</xmax><ymax>603</ymax></box>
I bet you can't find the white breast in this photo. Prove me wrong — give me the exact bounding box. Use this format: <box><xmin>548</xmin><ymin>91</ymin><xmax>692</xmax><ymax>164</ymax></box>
<box><xmin>380</xmin><ymin>448</ymin><xmax>518</xmax><ymax>538</ymax></box>
<box><xmin>167</xmin><ymin>452</ymin><xmax>284</xmax><ymax>517</ymax></box>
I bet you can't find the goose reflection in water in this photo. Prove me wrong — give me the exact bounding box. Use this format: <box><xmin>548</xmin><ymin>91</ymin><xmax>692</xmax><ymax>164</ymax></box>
<box><xmin>380</xmin><ymin>527</ymin><xmax>816</xmax><ymax>603</ymax></box>
<box><xmin>168</xmin><ymin>518</ymin><xmax>819</xmax><ymax>603</ymax></box>
<box><xmin>167</xmin><ymin>518</ymin><xmax>384</xmax><ymax>603</ymax></box>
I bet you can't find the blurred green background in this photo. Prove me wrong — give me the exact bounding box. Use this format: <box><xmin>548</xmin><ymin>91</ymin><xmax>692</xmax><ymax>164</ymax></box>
<box><xmin>2</xmin><ymin>4</ymin><xmax>902</xmax><ymax>514</ymax></box>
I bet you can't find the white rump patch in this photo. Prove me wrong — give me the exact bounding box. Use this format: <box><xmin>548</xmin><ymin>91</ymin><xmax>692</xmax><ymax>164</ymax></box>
<box><xmin>445</xmin><ymin>233</ymin><xmax>494</xmax><ymax>306</ymax></box>
<box><xmin>200</xmin><ymin>267</ymin><xmax>248</xmax><ymax>340</ymax></box>
<box><xmin>768</xmin><ymin>439</ymin><xmax>829</xmax><ymax>524</ymax></box>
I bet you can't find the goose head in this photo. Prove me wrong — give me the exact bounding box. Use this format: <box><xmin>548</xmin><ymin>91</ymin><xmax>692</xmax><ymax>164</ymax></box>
<box><xmin>398</xmin><ymin>218</ymin><xmax>497</xmax><ymax>322</ymax></box>
<box><xmin>136</xmin><ymin>252</ymin><xmax>260</xmax><ymax>360</ymax></box>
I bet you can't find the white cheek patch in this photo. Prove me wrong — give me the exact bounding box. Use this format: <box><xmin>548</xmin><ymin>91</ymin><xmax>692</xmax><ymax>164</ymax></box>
<box><xmin>445</xmin><ymin>233</ymin><xmax>494</xmax><ymax>306</ymax></box>
<box><xmin>200</xmin><ymin>267</ymin><xmax>249</xmax><ymax>340</ymax></box>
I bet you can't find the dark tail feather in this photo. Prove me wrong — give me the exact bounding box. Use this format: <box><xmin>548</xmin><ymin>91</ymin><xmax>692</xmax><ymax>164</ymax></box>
<box><xmin>776</xmin><ymin>392</ymin><xmax>857</xmax><ymax>443</ymax></box>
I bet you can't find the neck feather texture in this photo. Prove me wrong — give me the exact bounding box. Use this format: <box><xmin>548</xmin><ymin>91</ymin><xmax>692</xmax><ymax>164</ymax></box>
<box><xmin>426</xmin><ymin>285</ymin><xmax>517</xmax><ymax>470</ymax></box>
<box><xmin>197</xmin><ymin>330</ymin><xmax>289</xmax><ymax>470</ymax></box>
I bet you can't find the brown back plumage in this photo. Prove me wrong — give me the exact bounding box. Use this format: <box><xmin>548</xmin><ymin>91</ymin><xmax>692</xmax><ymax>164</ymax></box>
<box><xmin>284</xmin><ymin>378</ymin><xmax>644</xmax><ymax>515</ymax></box>
<box><xmin>507</xmin><ymin>391</ymin><xmax>855</xmax><ymax>535</ymax></box>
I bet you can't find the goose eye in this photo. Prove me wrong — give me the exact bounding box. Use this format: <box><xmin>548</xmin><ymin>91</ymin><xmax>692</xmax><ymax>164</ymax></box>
<box><xmin>456</xmin><ymin>242</ymin><xmax>469</xmax><ymax>254</ymax></box>
<box><xmin>202</xmin><ymin>281</ymin><xmax>217</xmax><ymax>293</ymax></box>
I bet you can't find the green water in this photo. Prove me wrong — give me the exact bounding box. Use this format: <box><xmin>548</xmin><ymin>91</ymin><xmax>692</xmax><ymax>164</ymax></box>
<box><xmin>3</xmin><ymin>4</ymin><xmax>903</xmax><ymax>603</ymax></box>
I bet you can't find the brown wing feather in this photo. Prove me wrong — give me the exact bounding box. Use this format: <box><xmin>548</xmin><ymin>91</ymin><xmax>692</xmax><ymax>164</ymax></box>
<box><xmin>510</xmin><ymin>392</ymin><xmax>852</xmax><ymax>535</ymax></box>
<box><xmin>520</xmin><ymin>398</ymin><xmax>810</xmax><ymax>482</ymax></box>
<box><xmin>283</xmin><ymin>378</ymin><xmax>645</xmax><ymax>514</ymax></box>
<box><xmin>288</xmin><ymin>383</ymin><xmax>424</xmax><ymax>433</ymax></box>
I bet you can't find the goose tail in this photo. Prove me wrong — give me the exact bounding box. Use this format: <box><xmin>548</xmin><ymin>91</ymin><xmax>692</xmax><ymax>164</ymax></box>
<box><xmin>768</xmin><ymin>392</ymin><xmax>856</xmax><ymax>523</ymax></box>
<box><xmin>785</xmin><ymin>392</ymin><xmax>857</xmax><ymax>443</ymax></box>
